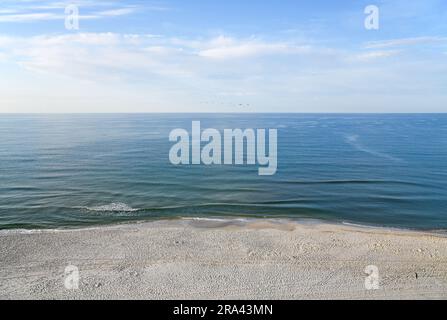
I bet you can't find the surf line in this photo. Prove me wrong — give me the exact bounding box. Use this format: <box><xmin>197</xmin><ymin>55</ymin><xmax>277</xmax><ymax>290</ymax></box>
<box><xmin>169</xmin><ymin>121</ymin><xmax>277</xmax><ymax>176</ymax></box>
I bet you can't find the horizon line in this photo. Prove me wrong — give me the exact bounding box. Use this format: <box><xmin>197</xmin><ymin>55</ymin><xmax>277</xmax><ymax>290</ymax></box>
<box><xmin>2</xmin><ymin>112</ymin><xmax>447</xmax><ymax>115</ymax></box>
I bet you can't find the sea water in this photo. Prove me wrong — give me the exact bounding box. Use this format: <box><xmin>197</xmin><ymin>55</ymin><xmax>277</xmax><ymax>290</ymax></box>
<box><xmin>1</xmin><ymin>113</ymin><xmax>446</xmax><ymax>230</ymax></box>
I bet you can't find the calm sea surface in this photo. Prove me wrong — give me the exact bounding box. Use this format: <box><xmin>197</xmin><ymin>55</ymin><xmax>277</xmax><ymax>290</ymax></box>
<box><xmin>1</xmin><ymin>114</ymin><xmax>447</xmax><ymax>230</ymax></box>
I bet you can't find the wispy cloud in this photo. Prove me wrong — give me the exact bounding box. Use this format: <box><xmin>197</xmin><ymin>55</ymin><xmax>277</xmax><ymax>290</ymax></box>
<box><xmin>1</xmin><ymin>32</ymin><xmax>442</xmax><ymax>82</ymax></box>
<box><xmin>0</xmin><ymin>13</ymin><xmax>63</xmax><ymax>22</ymax></box>
<box><xmin>0</xmin><ymin>33</ymin><xmax>330</xmax><ymax>83</ymax></box>
<box><xmin>0</xmin><ymin>9</ymin><xmax>19</xmax><ymax>14</ymax></box>
<box><xmin>0</xmin><ymin>0</ymin><xmax>145</xmax><ymax>23</ymax></box>
<box><xmin>96</xmin><ymin>8</ymin><xmax>137</xmax><ymax>17</ymax></box>
<box><xmin>365</xmin><ymin>36</ymin><xmax>447</xmax><ymax>49</ymax></box>
<box><xmin>197</xmin><ymin>36</ymin><xmax>311</xmax><ymax>60</ymax></box>
<box><xmin>353</xmin><ymin>50</ymin><xmax>401</xmax><ymax>61</ymax></box>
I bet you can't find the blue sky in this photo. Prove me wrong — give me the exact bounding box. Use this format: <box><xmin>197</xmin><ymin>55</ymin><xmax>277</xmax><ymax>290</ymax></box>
<box><xmin>0</xmin><ymin>0</ymin><xmax>446</xmax><ymax>112</ymax></box>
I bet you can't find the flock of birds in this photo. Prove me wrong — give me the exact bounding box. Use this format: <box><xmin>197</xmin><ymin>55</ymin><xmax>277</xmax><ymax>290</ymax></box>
<box><xmin>199</xmin><ymin>100</ymin><xmax>252</xmax><ymax>109</ymax></box>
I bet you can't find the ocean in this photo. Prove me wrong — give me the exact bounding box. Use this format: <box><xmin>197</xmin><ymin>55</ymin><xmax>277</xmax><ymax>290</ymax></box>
<box><xmin>1</xmin><ymin>113</ymin><xmax>446</xmax><ymax>230</ymax></box>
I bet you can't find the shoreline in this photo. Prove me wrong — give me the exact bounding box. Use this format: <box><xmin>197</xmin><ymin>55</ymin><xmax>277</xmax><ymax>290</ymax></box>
<box><xmin>2</xmin><ymin>216</ymin><xmax>447</xmax><ymax>236</ymax></box>
<box><xmin>1</xmin><ymin>218</ymin><xmax>447</xmax><ymax>299</ymax></box>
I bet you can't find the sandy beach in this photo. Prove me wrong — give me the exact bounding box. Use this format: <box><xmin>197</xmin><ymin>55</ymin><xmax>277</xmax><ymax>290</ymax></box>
<box><xmin>1</xmin><ymin>219</ymin><xmax>446</xmax><ymax>300</ymax></box>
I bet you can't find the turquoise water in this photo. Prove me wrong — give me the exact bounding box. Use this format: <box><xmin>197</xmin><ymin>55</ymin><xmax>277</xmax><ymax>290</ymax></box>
<box><xmin>1</xmin><ymin>114</ymin><xmax>447</xmax><ymax>230</ymax></box>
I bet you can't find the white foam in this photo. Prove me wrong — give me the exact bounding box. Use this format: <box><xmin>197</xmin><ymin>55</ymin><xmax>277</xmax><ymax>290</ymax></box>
<box><xmin>184</xmin><ymin>217</ymin><xmax>248</xmax><ymax>223</ymax></box>
<box><xmin>84</xmin><ymin>203</ymin><xmax>139</xmax><ymax>212</ymax></box>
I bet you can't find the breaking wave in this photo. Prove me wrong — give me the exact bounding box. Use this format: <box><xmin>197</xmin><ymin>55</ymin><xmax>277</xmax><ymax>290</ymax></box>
<box><xmin>82</xmin><ymin>203</ymin><xmax>139</xmax><ymax>213</ymax></box>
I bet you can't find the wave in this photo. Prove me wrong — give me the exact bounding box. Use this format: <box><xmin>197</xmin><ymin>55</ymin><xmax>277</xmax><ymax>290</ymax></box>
<box><xmin>81</xmin><ymin>203</ymin><xmax>139</xmax><ymax>213</ymax></box>
<box><xmin>76</xmin><ymin>196</ymin><xmax>417</xmax><ymax>214</ymax></box>
<box><xmin>278</xmin><ymin>179</ymin><xmax>427</xmax><ymax>187</ymax></box>
<box><xmin>183</xmin><ymin>217</ymin><xmax>249</xmax><ymax>223</ymax></box>
<box><xmin>75</xmin><ymin>201</ymin><xmax>314</xmax><ymax>215</ymax></box>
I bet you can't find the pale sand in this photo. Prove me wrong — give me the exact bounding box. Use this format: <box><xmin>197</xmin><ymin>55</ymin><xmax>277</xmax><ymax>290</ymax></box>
<box><xmin>1</xmin><ymin>219</ymin><xmax>447</xmax><ymax>300</ymax></box>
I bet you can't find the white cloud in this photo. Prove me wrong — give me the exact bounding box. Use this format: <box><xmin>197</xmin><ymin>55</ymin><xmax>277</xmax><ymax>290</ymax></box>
<box><xmin>354</xmin><ymin>50</ymin><xmax>400</xmax><ymax>61</ymax></box>
<box><xmin>31</xmin><ymin>33</ymin><xmax>121</xmax><ymax>45</ymax></box>
<box><xmin>0</xmin><ymin>33</ymin><xmax>197</xmax><ymax>81</ymax></box>
<box><xmin>95</xmin><ymin>8</ymin><xmax>137</xmax><ymax>17</ymax></box>
<box><xmin>0</xmin><ymin>33</ymin><xmax>320</xmax><ymax>75</ymax></box>
<box><xmin>365</xmin><ymin>36</ymin><xmax>447</xmax><ymax>49</ymax></box>
<box><xmin>0</xmin><ymin>1</ymin><xmax>140</xmax><ymax>23</ymax></box>
<box><xmin>197</xmin><ymin>36</ymin><xmax>311</xmax><ymax>60</ymax></box>
<box><xmin>0</xmin><ymin>35</ymin><xmax>18</xmax><ymax>46</ymax></box>
<box><xmin>0</xmin><ymin>12</ymin><xmax>63</xmax><ymax>22</ymax></box>
<box><xmin>1</xmin><ymin>32</ymin><xmax>446</xmax><ymax>113</ymax></box>
<box><xmin>0</xmin><ymin>9</ymin><xmax>18</xmax><ymax>14</ymax></box>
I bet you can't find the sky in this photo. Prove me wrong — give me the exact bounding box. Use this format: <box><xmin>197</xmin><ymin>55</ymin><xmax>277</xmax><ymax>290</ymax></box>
<box><xmin>0</xmin><ymin>0</ymin><xmax>446</xmax><ymax>113</ymax></box>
